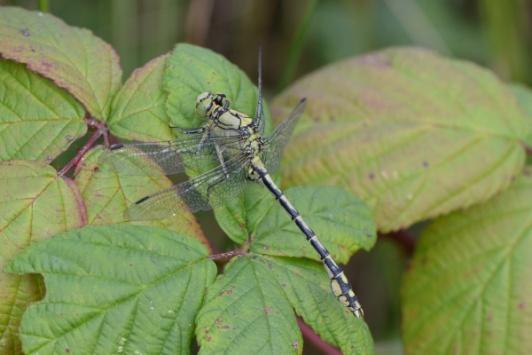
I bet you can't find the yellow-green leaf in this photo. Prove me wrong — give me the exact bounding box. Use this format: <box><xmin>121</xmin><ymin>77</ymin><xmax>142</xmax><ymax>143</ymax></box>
<box><xmin>402</xmin><ymin>168</ymin><xmax>532</xmax><ymax>354</ymax></box>
<box><xmin>75</xmin><ymin>147</ymin><xmax>207</xmax><ymax>245</ymax></box>
<box><xmin>196</xmin><ymin>256</ymin><xmax>303</xmax><ymax>354</ymax></box>
<box><xmin>273</xmin><ymin>47</ymin><xmax>529</xmax><ymax>232</ymax></box>
<box><xmin>0</xmin><ymin>7</ymin><xmax>122</xmax><ymax>118</ymax></box>
<box><xmin>108</xmin><ymin>54</ymin><xmax>174</xmax><ymax>141</ymax></box>
<box><xmin>0</xmin><ymin>60</ymin><xmax>86</xmax><ymax>161</ymax></box>
<box><xmin>0</xmin><ymin>161</ymin><xmax>84</xmax><ymax>354</ymax></box>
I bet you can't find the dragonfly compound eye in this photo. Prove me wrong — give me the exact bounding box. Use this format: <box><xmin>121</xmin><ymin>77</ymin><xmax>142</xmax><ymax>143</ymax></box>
<box><xmin>195</xmin><ymin>92</ymin><xmax>214</xmax><ymax>117</ymax></box>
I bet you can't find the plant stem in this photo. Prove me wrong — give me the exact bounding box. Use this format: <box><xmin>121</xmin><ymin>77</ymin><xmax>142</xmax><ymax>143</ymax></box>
<box><xmin>38</xmin><ymin>0</ymin><xmax>50</xmax><ymax>12</ymax></box>
<box><xmin>58</xmin><ymin>127</ymin><xmax>102</xmax><ymax>177</ymax></box>
<box><xmin>86</xmin><ymin>117</ymin><xmax>110</xmax><ymax>148</ymax></box>
<box><xmin>297</xmin><ymin>318</ymin><xmax>341</xmax><ymax>355</ymax></box>
<box><xmin>209</xmin><ymin>249</ymin><xmax>246</xmax><ymax>262</ymax></box>
<box><xmin>277</xmin><ymin>0</ymin><xmax>317</xmax><ymax>92</ymax></box>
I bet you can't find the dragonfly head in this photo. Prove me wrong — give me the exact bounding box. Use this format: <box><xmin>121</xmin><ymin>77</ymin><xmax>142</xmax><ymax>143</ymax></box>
<box><xmin>196</xmin><ymin>92</ymin><xmax>232</xmax><ymax>119</ymax></box>
<box><xmin>195</xmin><ymin>92</ymin><xmax>215</xmax><ymax>118</ymax></box>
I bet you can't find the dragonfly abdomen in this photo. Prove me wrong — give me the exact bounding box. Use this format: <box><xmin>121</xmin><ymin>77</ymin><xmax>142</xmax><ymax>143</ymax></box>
<box><xmin>253</xmin><ymin>165</ymin><xmax>365</xmax><ymax>318</ymax></box>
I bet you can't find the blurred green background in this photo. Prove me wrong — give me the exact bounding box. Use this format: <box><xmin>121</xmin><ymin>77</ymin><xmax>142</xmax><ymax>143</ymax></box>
<box><xmin>2</xmin><ymin>0</ymin><xmax>530</xmax><ymax>354</ymax></box>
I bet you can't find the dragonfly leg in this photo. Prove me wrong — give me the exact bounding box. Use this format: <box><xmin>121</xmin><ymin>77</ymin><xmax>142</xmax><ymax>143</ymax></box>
<box><xmin>196</xmin><ymin>128</ymin><xmax>211</xmax><ymax>152</ymax></box>
<box><xmin>214</xmin><ymin>143</ymin><xmax>229</xmax><ymax>177</ymax></box>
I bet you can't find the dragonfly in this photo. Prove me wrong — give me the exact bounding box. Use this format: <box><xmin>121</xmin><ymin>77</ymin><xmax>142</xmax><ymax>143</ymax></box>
<box><xmin>108</xmin><ymin>54</ymin><xmax>365</xmax><ymax>318</ymax></box>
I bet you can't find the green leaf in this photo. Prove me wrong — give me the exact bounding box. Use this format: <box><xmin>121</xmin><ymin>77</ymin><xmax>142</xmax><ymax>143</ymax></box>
<box><xmin>273</xmin><ymin>47</ymin><xmax>529</xmax><ymax>232</ymax></box>
<box><xmin>250</xmin><ymin>186</ymin><xmax>376</xmax><ymax>264</ymax></box>
<box><xmin>401</xmin><ymin>169</ymin><xmax>532</xmax><ymax>354</ymax></box>
<box><xmin>6</xmin><ymin>224</ymin><xmax>217</xmax><ymax>355</ymax></box>
<box><xmin>108</xmin><ymin>54</ymin><xmax>174</xmax><ymax>141</ymax></box>
<box><xmin>164</xmin><ymin>43</ymin><xmax>271</xmax><ymax>132</ymax></box>
<box><xmin>0</xmin><ymin>161</ymin><xmax>84</xmax><ymax>354</ymax></box>
<box><xmin>0</xmin><ymin>60</ymin><xmax>86</xmax><ymax>161</ymax></box>
<box><xmin>213</xmin><ymin>180</ymin><xmax>275</xmax><ymax>244</ymax></box>
<box><xmin>196</xmin><ymin>255</ymin><xmax>374</xmax><ymax>354</ymax></box>
<box><xmin>196</xmin><ymin>256</ymin><xmax>303</xmax><ymax>355</ymax></box>
<box><xmin>75</xmin><ymin>147</ymin><xmax>208</xmax><ymax>245</ymax></box>
<box><xmin>267</xmin><ymin>256</ymin><xmax>373</xmax><ymax>354</ymax></box>
<box><xmin>0</xmin><ymin>7</ymin><xmax>122</xmax><ymax>119</ymax></box>
<box><xmin>511</xmin><ymin>84</ymin><xmax>532</xmax><ymax>148</ymax></box>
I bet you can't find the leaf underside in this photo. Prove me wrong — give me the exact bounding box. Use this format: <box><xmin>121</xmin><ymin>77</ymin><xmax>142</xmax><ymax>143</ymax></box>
<box><xmin>401</xmin><ymin>169</ymin><xmax>532</xmax><ymax>354</ymax></box>
<box><xmin>273</xmin><ymin>47</ymin><xmax>529</xmax><ymax>232</ymax></box>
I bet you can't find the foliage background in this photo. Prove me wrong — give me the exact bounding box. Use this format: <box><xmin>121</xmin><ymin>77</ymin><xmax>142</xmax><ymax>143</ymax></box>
<box><xmin>1</xmin><ymin>0</ymin><xmax>531</xmax><ymax>354</ymax></box>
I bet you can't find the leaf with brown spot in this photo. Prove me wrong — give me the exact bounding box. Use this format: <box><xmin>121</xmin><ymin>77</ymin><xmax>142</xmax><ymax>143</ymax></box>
<box><xmin>273</xmin><ymin>47</ymin><xmax>530</xmax><ymax>232</ymax></box>
<box><xmin>0</xmin><ymin>161</ymin><xmax>84</xmax><ymax>354</ymax></box>
<box><xmin>0</xmin><ymin>7</ymin><xmax>122</xmax><ymax>119</ymax></box>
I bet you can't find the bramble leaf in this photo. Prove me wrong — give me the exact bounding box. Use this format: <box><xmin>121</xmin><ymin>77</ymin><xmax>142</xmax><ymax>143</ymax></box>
<box><xmin>0</xmin><ymin>60</ymin><xmax>86</xmax><ymax>161</ymax></box>
<box><xmin>214</xmin><ymin>184</ymin><xmax>376</xmax><ymax>263</ymax></box>
<box><xmin>0</xmin><ymin>161</ymin><xmax>84</xmax><ymax>354</ymax></box>
<box><xmin>75</xmin><ymin>147</ymin><xmax>207</xmax><ymax>245</ymax></box>
<box><xmin>164</xmin><ymin>43</ymin><xmax>271</xmax><ymax>132</ymax></box>
<box><xmin>196</xmin><ymin>255</ymin><xmax>374</xmax><ymax>354</ymax></box>
<box><xmin>6</xmin><ymin>225</ymin><xmax>216</xmax><ymax>355</ymax></box>
<box><xmin>213</xmin><ymin>180</ymin><xmax>274</xmax><ymax>244</ymax></box>
<box><xmin>273</xmin><ymin>47</ymin><xmax>529</xmax><ymax>232</ymax></box>
<box><xmin>0</xmin><ymin>7</ymin><xmax>122</xmax><ymax>119</ymax></box>
<box><xmin>197</xmin><ymin>187</ymin><xmax>375</xmax><ymax>354</ymax></box>
<box><xmin>267</xmin><ymin>257</ymin><xmax>373</xmax><ymax>354</ymax></box>
<box><xmin>196</xmin><ymin>257</ymin><xmax>303</xmax><ymax>355</ymax></box>
<box><xmin>108</xmin><ymin>54</ymin><xmax>174</xmax><ymax>141</ymax></box>
<box><xmin>249</xmin><ymin>186</ymin><xmax>376</xmax><ymax>264</ymax></box>
<box><xmin>401</xmin><ymin>169</ymin><xmax>532</xmax><ymax>354</ymax></box>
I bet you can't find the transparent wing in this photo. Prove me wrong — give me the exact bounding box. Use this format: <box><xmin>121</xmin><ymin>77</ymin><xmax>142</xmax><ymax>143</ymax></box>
<box><xmin>262</xmin><ymin>98</ymin><xmax>307</xmax><ymax>173</ymax></box>
<box><xmin>125</xmin><ymin>154</ymin><xmax>250</xmax><ymax>220</ymax></box>
<box><xmin>103</xmin><ymin>134</ymin><xmax>243</xmax><ymax>176</ymax></box>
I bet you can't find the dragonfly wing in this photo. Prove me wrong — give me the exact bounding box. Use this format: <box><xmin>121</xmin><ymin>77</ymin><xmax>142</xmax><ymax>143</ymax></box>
<box><xmin>101</xmin><ymin>134</ymin><xmax>243</xmax><ymax>176</ymax></box>
<box><xmin>125</xmin><ymin>154</ymin><xmax>250</xmax><ymax>220</ymax></box>
<box><xmin>262</xmin><ymin>98</ymin><xmax>307</xmax><ymax>173</ymax></box>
